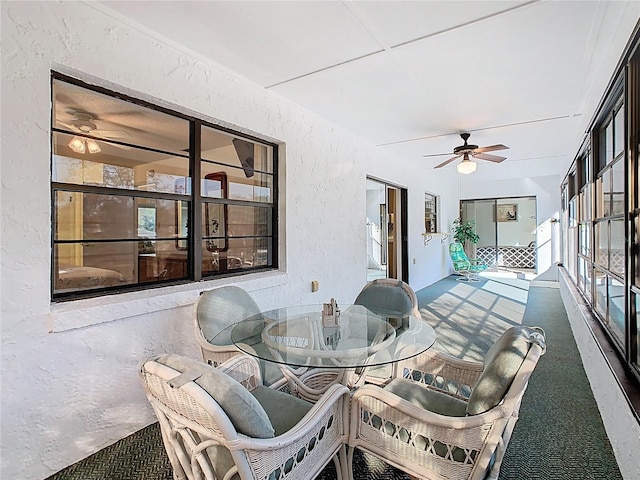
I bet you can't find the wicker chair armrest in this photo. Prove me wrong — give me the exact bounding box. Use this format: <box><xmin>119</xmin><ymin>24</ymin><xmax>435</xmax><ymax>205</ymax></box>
<box><xmin>217</xmin><ymin>354</ymin><xmax>262</xmax><ymax>391</ymax></box>
<box><xmin>468</xmin><ymin>258</ymin><xmax>484</xmax><ymax>265</ymax></box>
<box><xmin>349</xmin><ymin>384</ymin><xmax>510</xmax><ymax>477</ymax></box>
<box><xmin>395</xmin><ymin>348</ymin><xmax>483</xmax><ymax>399</ymax></box>
<box><xmin>281</xmin><ymin>366</ymin><xmax>344</xmax><ymax>402</ymax></box>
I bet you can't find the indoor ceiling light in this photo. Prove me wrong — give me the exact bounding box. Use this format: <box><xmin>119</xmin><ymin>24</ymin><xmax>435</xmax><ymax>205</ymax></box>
<box><xmin>68</xmin><ymin>136</ymin><xmax>101</xmax><ymax>154</ymax></box>
<box><xmin>457</xmin><ymin>154</ymin><xmax>477</xmax><ymax>174</ymax></box>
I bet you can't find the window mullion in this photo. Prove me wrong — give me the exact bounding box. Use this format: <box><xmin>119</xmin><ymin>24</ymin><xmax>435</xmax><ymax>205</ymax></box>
<box><xmin>191</xmin><ymin>120</ymin><xmax>203</xmax><ymax>281</ymax></box>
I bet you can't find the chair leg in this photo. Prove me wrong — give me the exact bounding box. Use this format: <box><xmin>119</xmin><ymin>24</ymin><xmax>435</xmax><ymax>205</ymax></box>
<box><xmin>345</xmin><ymin>446</ymin><xmax>356</xmax><ymax>480</ymax></box>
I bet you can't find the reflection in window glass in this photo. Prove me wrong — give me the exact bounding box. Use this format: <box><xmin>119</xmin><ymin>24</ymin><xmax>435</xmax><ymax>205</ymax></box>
<box><xmin>579</xmin><ymin>223</ymin><xmax>590</xmax><ymax>256</ymax></box>
<box><xmin>611</xmin><ymin>159</ymin><xmax>624</xmax><ymax>215</ymax></box>
<box><xmin>594</xmin><ymin>221</ymin><xmax>608</xmax><ymax>268</ymax></box>
<box><xmin>602</xmin><ymin>169</ymin><xmax>612</xmax><ymax>217</ymax></box>
<box><xmin>594</xmin><ymin>269</ymin><xmax>607</xmax><ymax>320</ymax></box>
<box><xmin>52</xmin><ymin>76</ymin><xmax>276</xmax><ymax>299</ymax></box>
<box><xmin>584</xmin><ymin>260</ymin><xmax>592</xmax><ymax>302</ymax></box>
<box><xmin>614</xmin><ymin>107</ymin><xmax>624</xmax><ymax>159</ymax></box>
<box><xmin>425</xmin><ymin>193</ymin><xmax>437</xmax><ymax>233</ymax></box>
<box><xmin>608</xmin><ymin>277</ymin><xmax>625</xmax><ymax>344</ymax></box>
<box><xmin>610</xmin><ymin>219</ymin><xmax>625</xmax><ymax>276</ymax></box>
<box><xmin>201</xmin><ymin>126</ymin><xmax>273</xmax><ymax>173</ymax></box>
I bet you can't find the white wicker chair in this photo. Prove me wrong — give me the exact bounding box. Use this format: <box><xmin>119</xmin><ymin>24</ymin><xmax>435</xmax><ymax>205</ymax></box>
<box><xmin>351</xmin><ymin>278</ymin><xmax>421</xmax><ymax>386</ymax></box>
<box><xmin>139</xmin><ymin>353</ymin><xmax>351</xmax><ymax>480</ymax></box>
<box><xmin>347</xmin><ymin>326</ymin><xmax>546</xmax><ymax>480</ymax></box>
<box><xmin>194</xmin><ymin>285</ymin><xmax>289</xmax><ymax>389</ymax></box>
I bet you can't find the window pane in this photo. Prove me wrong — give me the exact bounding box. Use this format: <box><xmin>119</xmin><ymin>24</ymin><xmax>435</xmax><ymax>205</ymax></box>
<box><xmin>579</xmin><ymin>223</ymin><xmax>590</xmax><ymax>256</ymax></box>
<box><xmin>202</xmin><ymin>237</ymin><xmax>272</xmax><ymax>275</ymax></box>
<box><xmin>54</xmin><ymin>243</ymin><xmax>136</xmax><ymax>294</ymax></box>
<box><xmin>610</xmin><ymin>218</ymin><xmax>625</xmax><ymax>276</ymax></box>
<box><xmin>584</xmin><ymin>260</ymin><xmax>593</xmax><ymax>302</ymax></box>
<box><xmin>611</xmin><ymin>159</ymin><xmax>624</xmax><ymax>215</ymax></box>
<box><xmin>53</xmin><ymin>133</ymin><xmax>190</xmax><ymax>194</ymax></box>
<box><xmin>425</xmin><ymin>193</ymin><xmax>437</xmax><ymax>233</ymax></box>
<box><xmin>601</xmin><ymin>168</ymin><xmax>611</xmax><ymax>217</ymax></box>
<box><xmin>594</xmin><ymin>221</ymin><xmax>608</xmax><ymax>268</ymax></box>
<box><xmin>201</xmin><ymin>204</ymin><xmax>272</xmax><ymax>245</ymax></box>
<box><xmin>55</xmin><ymin>192</ymin><xmax>185</xmax><ymax>242</ymax></box>
<box><xmin>201</xmin><ymin>162</ymin><xmax>272</xmax><ymax>203</ymax></box>
<box><xmin>608</xmin><ymin>277</ymin><xmax>625</xmax><ymax>344</ymax></box>
<box><xmin>201</xmin><ymin>126</ymin><xmax>273</xmax><ymax>173</ymax></box>
<box><xmin>614</xmin><ymin>107</ymin><xmax>624</xmax><ymax>159</ymax></box>
<box><xmin>594</xmin><ymin>269</ymin><xmax>607</xmax><ymax>319</ymax></box>
<box><xmin>604</xmin><ymin>120</ymin><xmax>614</xmax><ymax>165</ymax></box>
<box><xmin>53</xmin><ymin>79</ymin><xmax>190</xmax><ymax>154</ymax></box>
<box><xmin>137</xmin><ymin>245</ymin><xmax>188</xmax><ymax>283</ymax></box>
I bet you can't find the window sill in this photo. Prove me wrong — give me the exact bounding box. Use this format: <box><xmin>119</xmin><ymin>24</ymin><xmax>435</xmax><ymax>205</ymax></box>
<box><xmin>49</xmin><ymin>270</ymin><xmax>288</xmax><ymax>332</ymax></box>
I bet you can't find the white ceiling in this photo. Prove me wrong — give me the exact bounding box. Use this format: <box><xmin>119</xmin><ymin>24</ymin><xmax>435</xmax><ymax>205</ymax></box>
<box><xmin>98</xmin><ymin>0</ymin><xmax>639</xmax><ymax>181</ymax></box>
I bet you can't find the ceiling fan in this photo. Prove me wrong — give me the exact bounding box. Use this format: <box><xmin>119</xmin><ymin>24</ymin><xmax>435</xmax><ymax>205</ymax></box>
<box><xmin>423</xmin><ymin>133</ymin><xmax>509</xmax><ymax>174</ymax></box>
<box><xmin>57</xmin><ymin>110</ymin><xmax>132</xmax><ymax>153</ymax></box>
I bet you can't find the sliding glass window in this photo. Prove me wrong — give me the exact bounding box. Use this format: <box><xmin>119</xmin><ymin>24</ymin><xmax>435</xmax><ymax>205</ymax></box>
<box><xmin>51</xmin><ymin>74</ymin><xmax>277</xmax><ymax>299</ymax></box>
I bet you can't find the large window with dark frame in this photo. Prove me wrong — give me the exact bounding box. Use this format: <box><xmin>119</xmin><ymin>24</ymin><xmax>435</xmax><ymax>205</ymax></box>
<box><xmin>560</xmin><ymin>26</ymin><xmax>640</xmax><ymax>388</ymax></box>
<box><xmin>51</xmin><ymin>74</ymin><xmax>277</xmax><ymax>299</ymax></box>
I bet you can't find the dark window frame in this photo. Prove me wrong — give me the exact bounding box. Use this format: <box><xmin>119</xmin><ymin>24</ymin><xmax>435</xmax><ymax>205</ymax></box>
<box><xmin>50</xmin><ymin>72</ymin><xmax>278</xmax><ymax>301</ymax></box>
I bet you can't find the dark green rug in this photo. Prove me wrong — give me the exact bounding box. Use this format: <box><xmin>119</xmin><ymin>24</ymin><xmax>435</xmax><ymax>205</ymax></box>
<box><xmin>47</xmin><ymin>275</ymin><xmax>621</xmax><ymax>480</ymax></box>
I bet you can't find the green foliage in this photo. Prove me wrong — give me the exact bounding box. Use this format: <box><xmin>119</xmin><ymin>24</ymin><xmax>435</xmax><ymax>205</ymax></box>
<box><xmin>452</xmin><ymin>218</ymin><xmax>480</xmax><ymax>244</ymax></box>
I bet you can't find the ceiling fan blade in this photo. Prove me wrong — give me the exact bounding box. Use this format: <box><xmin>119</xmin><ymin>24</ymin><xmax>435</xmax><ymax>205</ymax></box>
<box><xmin>57</xmin><ymin>121</ymin><xmax>82</xmax><ymax>133</ymax></box>
<box><xmin>434</xmin><ymin>155</ymin><xmax>461</xmax><ymax>168</ymax></box>
<box><xmin>422</xmin><ymin>152</ymin><xmax>454</xmax><ymax>158</ymax></box>
<box><xmin>94</xmin><ymin>129</ymin><xmax>132</xmax><ymax>139</ymax></box>
<box><xmin>473</xmin><ymin>153</ymin><xmax>506</xmax><ymax>163</ymax></box>
<box><xmin>473</xmin><ymin>144</ymin><xmax>509</xmax><ymax>154</ymax></box>
<box><xmin>100</xmin><ymin>139</ymin><xmax>133</xmax><ymax>151</ymax></box>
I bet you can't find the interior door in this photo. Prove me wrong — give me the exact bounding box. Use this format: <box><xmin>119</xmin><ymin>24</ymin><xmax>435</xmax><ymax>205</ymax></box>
<box><xmin>366</xmin><ymin>178</ymin><xmax>408</xmax><ymax>282</ymax></box>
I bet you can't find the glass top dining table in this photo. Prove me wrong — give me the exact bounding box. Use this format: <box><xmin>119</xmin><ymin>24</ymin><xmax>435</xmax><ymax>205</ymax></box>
<box><xmin>214</xmin><ymin>304</ymin><xmax>437</xmax><ymax>369</ymax></box>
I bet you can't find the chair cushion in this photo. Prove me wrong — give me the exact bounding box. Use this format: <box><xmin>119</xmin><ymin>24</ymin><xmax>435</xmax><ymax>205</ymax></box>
<box><xmin>155</xmin><ymin>354</ymin><xmax>275</xmax><ymax>438</ymax></box>
<box><xmin>385</xmin><ymin>378</ymin><xmax>468</xmax><ymax>417</ymax></box>
<box><xmin>466</xmin><ymin>326</ymin><xmax>530</xmax><ymax>415</ymax></box>
<box><xmin>197</xmin><ymin>286</ymin><xmax>261</xmax><ymax>343</ymax></box>
<box><xmin>354</xmin><ymin>281</ymin><xmax>414</xmax><ymax>316</ymax></box>
<box><xmin>251</xmin><ymin>385</ymin><xmax>313</xmax><ymax>436</ymax></box>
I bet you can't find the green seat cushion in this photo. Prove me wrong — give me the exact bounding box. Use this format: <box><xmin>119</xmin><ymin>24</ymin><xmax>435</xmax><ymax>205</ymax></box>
<box><xmin>251</xmin><ymin>385</ymin><xmax>313</xmax><ymax>436</ymax></box>
<box><xmin>155</xmin><ymin>354</ymin><xmax>275</xmax><ymax>438</ymax></box>
<box><xmin>466</xmin><ymin>326</ymin><xmax>530</xmax><ymax>415</ymax></box>
<box><xmin>385</xmin><ymin>377</ymin><xmax>468</xmax><ymax>417</ymax></box>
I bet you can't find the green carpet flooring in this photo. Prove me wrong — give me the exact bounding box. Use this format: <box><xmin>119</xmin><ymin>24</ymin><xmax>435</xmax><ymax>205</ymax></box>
<box><xmin>46</xmin><ymin>274</ymin><xmax>622</xmax><ymax>480</ymax></box>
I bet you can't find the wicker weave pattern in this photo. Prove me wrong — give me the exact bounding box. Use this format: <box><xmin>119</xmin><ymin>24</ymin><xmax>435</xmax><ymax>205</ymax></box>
<box><xmin>398</xmin><ymin>350</ymin><xmax>483</xmax><ymax>400</ymax></box>
<box><xmin>348</xmin><ymin>329</ymin><xmax>546</xmax><ymax>480</ymax></box>
<box><xmin>355</xmin><ymin>395</ymin><xmax>497</xmax><ymax>480</ymax></box>
<box><xmin>245</xmin><ymin>405</ymin><xmax>343</xmax><ymax>480</ymax></box>
<box><xmin>139</xmin><ymin>355</ymin><xmax>350</xmax><ymax>480</ymax></box>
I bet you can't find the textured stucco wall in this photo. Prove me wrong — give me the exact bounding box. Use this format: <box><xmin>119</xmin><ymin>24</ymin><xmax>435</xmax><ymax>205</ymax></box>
<box><xmin>0</xmin><ymin>2</ymin><xmax>462</xmax><ymax>479</ymax></box>
<box><xmin>0</xmin><ymin>2</ymin><xmax>582</xmax><ymax>479</ymax></box>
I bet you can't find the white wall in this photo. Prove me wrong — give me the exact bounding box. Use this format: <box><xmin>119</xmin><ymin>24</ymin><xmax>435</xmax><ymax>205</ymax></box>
<box><xmin>0</xmin><ymin>3</ymin><xmax>459</xmax><ymax>479</ymax></box>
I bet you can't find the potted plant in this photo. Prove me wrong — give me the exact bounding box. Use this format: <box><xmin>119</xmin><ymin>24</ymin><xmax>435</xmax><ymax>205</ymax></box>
<box><xmin>452</xmin><ymin>218</ymin><xmax>479</xmax><ymax>251</ymax></box>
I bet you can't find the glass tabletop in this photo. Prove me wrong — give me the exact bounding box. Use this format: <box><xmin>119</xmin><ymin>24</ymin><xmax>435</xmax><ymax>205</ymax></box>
<box><xmin>215</xmin><ymin>304</ymin><xmax>436</xmax><ymax>369</ymax></box>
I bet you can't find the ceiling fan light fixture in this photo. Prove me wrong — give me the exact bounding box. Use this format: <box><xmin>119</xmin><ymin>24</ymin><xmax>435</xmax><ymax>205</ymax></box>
<box><xmin>68</xmin><ymin>136</ymin><xmax>86</xmax><ymax>154</ymax></box>
<box><xmin>68</xmin><ymin>136</ymin><xmax>102</xmax><ymax>154</ymax></box>
<box><xmin>86</xmin><ymin>139</ymin><xmax>101</xmax><ymax>154</ymax></box>
<box><xmin>457</xmin><ymin>156</ymin><xmax>477</xmax><ymax>174</ymax></box>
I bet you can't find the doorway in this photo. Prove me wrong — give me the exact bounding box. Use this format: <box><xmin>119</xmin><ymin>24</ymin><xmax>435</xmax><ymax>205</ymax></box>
<box><xmin>461</xmin><ymin>197</ymin><xmax>537</xmax><ymax>273</ymax></box>
<box><xmin>366</xmin><ymin>178</ymin><xmax>408</xmax><ymax>282</ymax></box>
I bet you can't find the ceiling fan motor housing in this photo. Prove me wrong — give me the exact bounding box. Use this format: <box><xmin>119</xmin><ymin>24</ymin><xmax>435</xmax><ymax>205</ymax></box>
<box><xmin>453</xmin><ymin>132</ymin><xmax>478</xmax><ymax>154</ymax></box>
